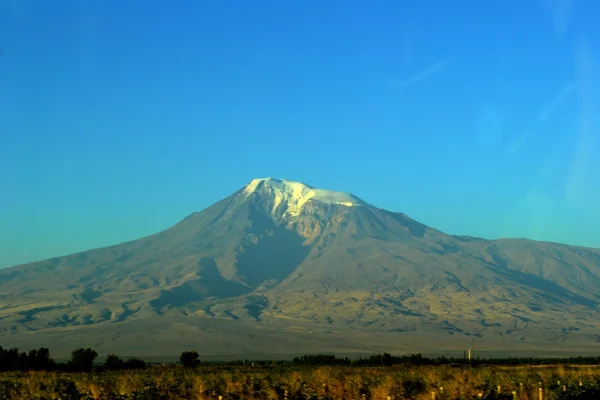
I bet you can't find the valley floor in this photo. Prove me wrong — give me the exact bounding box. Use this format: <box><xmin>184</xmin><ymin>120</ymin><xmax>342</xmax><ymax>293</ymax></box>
<box><xmin>3</xmin><ymin>315</ymin><xmax>600</xmax><ymax>361</ymax></box>
<box><xmin>2</xmin><ymin>364</ymin><xmax>600</xmax><ymax>399</ymax></box>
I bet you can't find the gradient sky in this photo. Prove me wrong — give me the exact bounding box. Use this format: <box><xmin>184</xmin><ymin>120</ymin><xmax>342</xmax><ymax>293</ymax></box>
<box><xmin>1</xmin><ymin>0</ymin><xmax>599</xmax><ymax>268</ymax></box>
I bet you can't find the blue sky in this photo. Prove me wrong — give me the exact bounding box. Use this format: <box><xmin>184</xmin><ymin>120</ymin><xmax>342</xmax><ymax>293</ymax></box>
<box><xmin>1</xmin><ymin>0</ymin><xmax>599</xmax><ymax>268</ymax></box>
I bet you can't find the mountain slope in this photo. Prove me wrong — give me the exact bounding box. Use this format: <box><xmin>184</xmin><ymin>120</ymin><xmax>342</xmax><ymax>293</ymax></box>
<box><xmin>1</xmin><ymin>177</ymin><xmax>600</xmax><ymax>356</ymax></box>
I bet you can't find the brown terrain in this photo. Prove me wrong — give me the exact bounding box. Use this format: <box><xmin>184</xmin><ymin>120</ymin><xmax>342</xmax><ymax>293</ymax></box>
<box><xmin>1</xmin><ymin>178</ymin><xmax>599</xmax><ymax>360</ymax></box>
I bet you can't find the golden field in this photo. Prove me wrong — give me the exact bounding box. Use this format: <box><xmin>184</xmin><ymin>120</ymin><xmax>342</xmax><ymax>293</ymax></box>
<box><xmin>1</xmin><ymin>363</ymin><xmax>600</xmax><ymax>399</ymax></box>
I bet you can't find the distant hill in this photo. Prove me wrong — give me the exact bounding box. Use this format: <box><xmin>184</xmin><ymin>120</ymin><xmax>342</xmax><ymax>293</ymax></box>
<box><xmin>1</xmin><ymin>177</ymin><xmax>599</xmax><ymax>359</ymax></box>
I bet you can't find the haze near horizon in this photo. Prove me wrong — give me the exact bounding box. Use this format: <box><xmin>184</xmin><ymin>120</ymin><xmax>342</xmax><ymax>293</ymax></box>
<box><xmin>1</xmin><ymin>0</ymin><xmax>599</xmax><ymax>268</ymax></box>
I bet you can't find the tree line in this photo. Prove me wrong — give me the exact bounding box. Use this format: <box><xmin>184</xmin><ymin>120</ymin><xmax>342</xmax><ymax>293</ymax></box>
<box><xmin>0</xmin><ymin>346</ymin><xmax>145</xmax><ymax>372</ymax></box>
<box><xmin>2</xmin><ymin>345</ymin><xmax>600</xmax><ymax>372</ymax></box>
<box><xmin>288</xmin><ymin>353</ymin><xmax>600</xmax><ymax>367</ymax></box>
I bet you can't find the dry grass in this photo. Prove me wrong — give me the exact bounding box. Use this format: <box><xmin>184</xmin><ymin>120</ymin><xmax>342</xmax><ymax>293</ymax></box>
<box><xmin>1</xmin><ymin>364</ymin><xmax>600</xmax><ymax>399</ymax></box>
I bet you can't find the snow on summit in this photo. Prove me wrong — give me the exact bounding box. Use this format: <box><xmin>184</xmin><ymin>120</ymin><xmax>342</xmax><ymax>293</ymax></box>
<box><xmin>244</xmin><ymin>178</ymin><xmax>365</xmax><ymax>217</ymax></box>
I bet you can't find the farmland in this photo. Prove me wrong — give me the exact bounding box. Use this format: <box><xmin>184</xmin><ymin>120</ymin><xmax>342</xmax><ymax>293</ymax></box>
<box><xmin>2</xmin><ymin>363</ymin><xmax>600</xmax><ymax>399</ymax></box>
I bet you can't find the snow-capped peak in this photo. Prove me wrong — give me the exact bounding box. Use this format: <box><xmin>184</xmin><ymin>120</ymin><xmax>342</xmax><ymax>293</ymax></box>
<box><xmin>244</xmin><ymin>178</ymin><xmax>364</xmax><ymax>217</ymax></box>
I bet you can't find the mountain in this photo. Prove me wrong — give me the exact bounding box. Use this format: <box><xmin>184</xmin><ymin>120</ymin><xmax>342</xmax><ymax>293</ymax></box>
<box><xmin>1</xmin><ymin>177</ymin><xmax>600</xmax><ymax>359</ymax></box>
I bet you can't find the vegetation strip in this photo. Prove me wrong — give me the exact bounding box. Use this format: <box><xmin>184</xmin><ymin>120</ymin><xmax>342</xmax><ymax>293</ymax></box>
<box><xmin>2</xmin><ymin>346</ymin><xmax>600</xmax><ymax>398</ymax></box>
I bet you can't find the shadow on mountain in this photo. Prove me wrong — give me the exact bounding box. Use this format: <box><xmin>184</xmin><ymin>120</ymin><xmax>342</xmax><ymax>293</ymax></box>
<box><xmin>235</xmin><ymin>208</ymin><xmax>311</xmax><ymax>287</ymax></box>
<box><xmin>392</xmin><ymin>212</ymin><xmax>427</xmax><ymax>237</ymax></box>
<box><xmin>483</xmin><ymin>249</ymin><xmax>598</xmax><ymax>310</ymax></box>
<box><xmin>149</xmin><ymin>259</ymin><xmax>251</xmax><ymax>311</ymax></box>
<box><xmin>243</xmin><ymin>295</ymin><xmax>269</xmax><ymax>321</ymax></box>
<box><xmin>17</xmin><ymin>306</ymin><xmax>65</xmax><ymax>324</ymax></box>
<box><xmin>375</xmin><ymin>298</ymin><xmax>425</xmax><ymax>317</ymax></box>
<box><xmin>74</xmin><ymin>289</ymin><xmax>103</xmax><ymax>304</ymax></box>
<box><xmin>114</xmin><ymin>302</ymin><xmax>141</xmax><ymax>322</ymax></box>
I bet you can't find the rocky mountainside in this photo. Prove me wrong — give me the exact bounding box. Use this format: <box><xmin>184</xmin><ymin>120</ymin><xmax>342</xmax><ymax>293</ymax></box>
<box><xmin>1</xmin><ymin>178</ymin><xmax>600</xmax><ymax>358</ymax></box>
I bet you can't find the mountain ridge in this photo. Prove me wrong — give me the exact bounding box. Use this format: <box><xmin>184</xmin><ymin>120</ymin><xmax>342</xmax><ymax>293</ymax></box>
<box><xmin>4</xmin><ymin>177</ymin><xmax>597</xmax><ymax>268</ymax></box>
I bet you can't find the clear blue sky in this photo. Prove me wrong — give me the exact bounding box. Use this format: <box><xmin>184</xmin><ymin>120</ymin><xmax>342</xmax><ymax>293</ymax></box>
<box><xmin>1</xmin><ymin>0</ymin><xmax>599</xmax><ymax>268</ymax></box>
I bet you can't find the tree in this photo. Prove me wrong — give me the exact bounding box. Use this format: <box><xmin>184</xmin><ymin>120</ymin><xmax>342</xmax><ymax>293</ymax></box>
<box><xmin>26</xmin><ymin>347</ymin><xmax>54</xmax><ymax>370</ymax></box>
<box><xmin>18</xmin><ymin>352</ymin><xmax>28</xmax><ymax>370</ymax></box>
<box><xmin>0</xmin><ymin>348</ymin><xmax>20</xmax><ymax>371</ymax></box>
<box><xmin>104</xmin><ymin>354</ymin><xmax>124</xmax><ymax>370</ymax></box>
<box><xmin>180</xmin><ymin>350</ymin><xmax>200</xmax><ymax>367</ymax></box>
<box><xmin>381</xmin><ymin>352</ymin><xmax>393</xmax><ymax>366</ymax></box>
<box><xmin>70</xmin><ymin>348</ymin><xmax>98</xmax><ymax>371</ymax></box>
<box><xmin>124</xmin><ymin>357</ymin><xmax>146</xmax><ymax>370</ymax></box>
